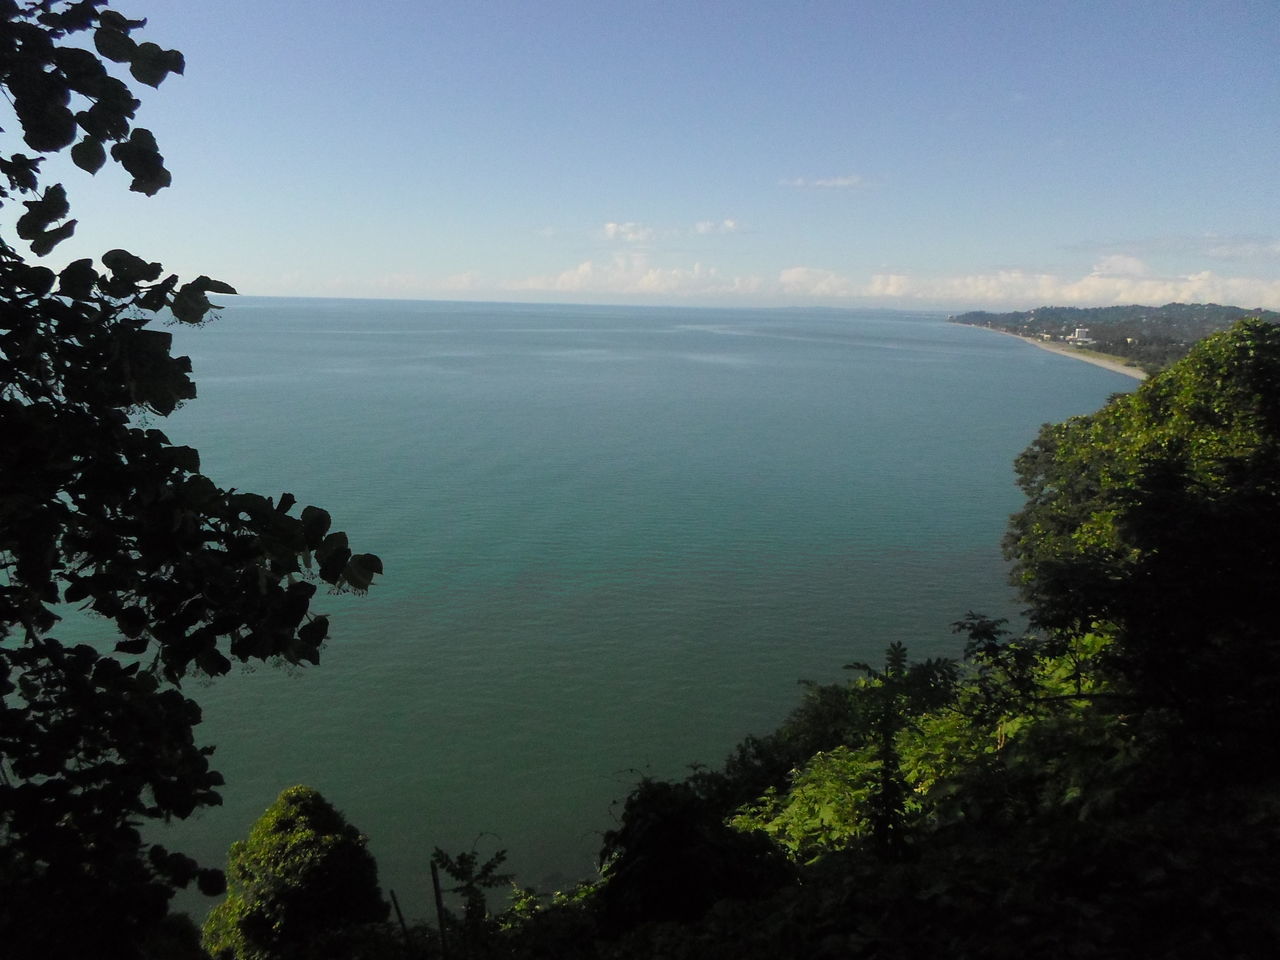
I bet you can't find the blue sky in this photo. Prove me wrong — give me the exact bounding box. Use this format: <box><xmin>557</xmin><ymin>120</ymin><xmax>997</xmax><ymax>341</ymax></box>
<box><xmin>29</xmin><ymin>0</ymin><xmax>1280</xmax><ymax>308</ymax></box>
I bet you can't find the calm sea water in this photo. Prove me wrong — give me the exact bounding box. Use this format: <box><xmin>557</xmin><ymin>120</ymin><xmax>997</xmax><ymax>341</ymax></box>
<box><xmin>142</xmin><ymin>297</ymin><xmax>1135</xmax><ymax>918</ymax></box>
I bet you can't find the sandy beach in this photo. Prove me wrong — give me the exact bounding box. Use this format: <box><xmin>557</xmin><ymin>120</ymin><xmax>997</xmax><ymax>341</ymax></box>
<box><xmin>969</xmin><ymin>325</ymin><xmax>1147</xmax><ymax>381</ymax></box>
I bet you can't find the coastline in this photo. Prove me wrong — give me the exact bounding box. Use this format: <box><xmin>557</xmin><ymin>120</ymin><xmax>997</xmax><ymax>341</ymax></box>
<box><xmin>967</xmin><ymin>325</ymin><xmax>1147</xmax><ymax>381</ymax></box>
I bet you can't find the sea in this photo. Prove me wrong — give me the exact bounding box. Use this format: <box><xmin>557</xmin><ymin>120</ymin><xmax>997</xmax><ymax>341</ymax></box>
<box><xmin>130</xmin><ymin>297</ymin><xmax>1136</xmax><ymax>920</ymax></box>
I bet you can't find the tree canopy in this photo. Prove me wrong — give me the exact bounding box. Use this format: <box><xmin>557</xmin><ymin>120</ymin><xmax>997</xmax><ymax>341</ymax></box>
<box><xmin>202</xmin><ymin>786</ymin><xmax>388</xmax><ymax>960</ymax></box>
<box><xmin>0</xmin><ymin>3</ymin><xmax>380</xmax><ymax>954</ymax></box>
<box><xmin>1004</xmin><ymin>318</ymin><xmax>1280</xmax><ymax>715</ymax></box>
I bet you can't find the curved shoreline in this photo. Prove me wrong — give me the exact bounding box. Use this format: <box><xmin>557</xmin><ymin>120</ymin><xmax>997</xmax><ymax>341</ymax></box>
<box><xmin>966</xmin><ymin>325</ymin><xmax>1147</xmax><ymax>381</ymax></box>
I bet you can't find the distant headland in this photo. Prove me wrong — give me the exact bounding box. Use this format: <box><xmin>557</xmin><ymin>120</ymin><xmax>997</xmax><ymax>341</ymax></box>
<box><xmin>948</xmin><ymin>302</ymin><xmax>1280</xmax><ymax>376</ymax></box>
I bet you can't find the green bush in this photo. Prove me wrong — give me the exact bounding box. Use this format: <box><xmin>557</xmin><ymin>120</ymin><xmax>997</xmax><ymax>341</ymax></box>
<box><xmin>202</xmin><ymin>786</ymin><xmax>388</xmax><ymax>960</ymax></box>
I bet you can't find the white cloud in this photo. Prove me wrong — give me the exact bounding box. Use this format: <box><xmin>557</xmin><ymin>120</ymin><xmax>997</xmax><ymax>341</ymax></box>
<box><xmin>434</xmin><ymin>248</ymin><xmax>1279</xmax><ymax>310</ymax></box>
<box><xmin>866</xmin><ymin>273</ymin><xmax>911</xmax><ymax>297</ymax></box>
<box><xmin>439</xmin><ymin>271</ymin><xmax>483</xmax><ymax>291</ymax></box>
<box><xmin>880</xmin><ymin>258</ymin><xmax>1280</xmax><ymax>309</ymax></box>
<box><xmin>1072</xmin><ymin>234</ymin><xmax>1280</xmax><ymax>266</ymax></box>
<box><xmin>769</xmin><ymin>258</ymin><xmax>1280</xmax><ymax>309</ymax></box>
<box><xmin>1204</xmin><ymin>236</ymin><xmax>1280</xmax><ymax>262</ymax></box>
<box><xmin>602</xmin><ymin>221</ymin><xmax>655</xmax><ymax>243</ymax></box>
<box><xmin>513</xmin><ymin>253</ymin><xmax>762</xmax><ymax>297</ymax></box>
<box><xmin>778</xmin><ymin>266</ymin><xmax>859</xmax><ymax>297</ymax></box>
<box><xmin>694</xmin><ymin>218</ymin><xmax>741</xmax><ymax>235</ymax></box>
<box><xmin>781</xmin><ymin>174</ymin><xmax>864</xmax><ymax>188</ymax></box>
<box><xmin>926</xmin><ymin>269</ymin><xmax>1063</xmax><ymax>303</ymax></box>
<box><xmin>1091</xmin><ymin>254</ymin><xmax>1149</xmax><ymax>277</ymax></box>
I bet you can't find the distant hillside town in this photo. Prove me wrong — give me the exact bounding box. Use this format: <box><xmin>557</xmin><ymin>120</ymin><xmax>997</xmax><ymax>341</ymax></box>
<box><xmin>949</xmin><ymin>303</ymin><xmax>1280</xmax><ymax>373</ymax></box>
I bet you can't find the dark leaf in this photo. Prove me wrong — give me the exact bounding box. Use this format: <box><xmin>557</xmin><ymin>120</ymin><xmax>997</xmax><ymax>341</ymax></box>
<box><xmin>137</xmin><ymin>273</ymin><xmax>179</xmax><ymax>312</ymax></box>
<box><xmin>14</xmin><ymin>95</ymin><xmax>78</xmax><ymax>152</ymax></box>
<box><xmin>298</xmin><ymin>616</ymin><xmax>329</xmax><ymax>647</ymax></box>
<box><xmin>197</xmin><ymin>868</ymin><xmax>226</xmax><ymax>897</ymax></box>
<box><xmin>54</xmin><ymin>46</ymin><xmax>109</xmax><ymax>92</ymax></box>
<box><xmin>76</xmin><ymin>104</ymin><xmax>122</xmax><ymax>141</ymax></box>
<box><xmin>64</xmin><ymin>579</ymin><xmax>91</xmax><ymax>603</ymax></box>
<box><xmin>300</xmin><ymin>506</ymin><xmax>332</xmax><ymax>548</ymax></box>
<box><xmin>317</xmin><ymin>537</ymin><xmax>352</xmax><ymax>583</ymax></box>
<box><xmin>17</xmin><ymin>184</ymin><xmax>70</xmax><ymax>239</ymax></box>
<box><xmin>129</xmin><ymin>41</ymin><xmax>184</xmax><ymax>87</ymax></box>
<box><xmin>109</xmin><ymin>128</ymin><xmax>171</xmax><ymax>195</ymax></box>
<box><xmin>117</xmin><ymin>605</ymin><xmax>149</xmax><ymax>638</ymax></box>
<box><xmin>93</xmin><ymin>75</ymin><xmax>141</xmax><ymax>117</ymax></box>
<box><xmin>315</xmin><ymin>530</ymin><xmax>349</xmax><ymax>562</ymax></box>
<box><xmin>0</xmin><ymin>152</ymin><xmax>42</xmax><ymax>193</ymax></box>
<box><xmin>182</xmin><ymin>474</ymin><xmax>219</xmax><ymax>505</ymax></box>
<box><xmin>71</xmin><ymin>135</ymin><xmax>106</xmax><ymax>173</ymax></box>
<box><xmin>18</xmin><ymin>265</ymin><xmax>56</xmax><ymax>296</ymax></box>
<box><xmin>102</xmin><ymin>248</ymin><xmax>163</xmax><ymax>282</ymax></box>
<box><xmin>94</xmin><ymin>26</ymin><xmax>137</xmax><ymax>63</ymax></box>
<box><xmin>170</xmin><ymin>281</ymin><xmax>214</xmax><ymax>324</ymax></box>
<box><xmin>166</xmin><ymin>445</ymin><xmax>201</xmax><ymax>473</ymax></box>
<box><xmin>30</xmin><ymin>219</ymin><xmax>77</xmax><ymax>256</ymax></box>
<box><xmin>294</xmin><ymin>642</ymin><xmax>321</xmax><ymax>666</ymax></box>
<box><xmin>99</xmin><ymin>10</ymin><xmax>148</xmax><ymax>32</ymax></box>
<box><xmin>191</xmin><ymin>275</ymin><xmax>239</xmax><ymax>295</ymax></box>
<box><xmin>159</xmin><ymin>850</ymin><xmax>199</xmax><ymax>887</ymax></box>
<box><xmin>114</xmin><ymin>635</ymin><xmax>149</xmax><ymax>655</ymax></box>
<box><xmin>196</xmin><ymin>648</ymin><xmax>231</xmax><ymax>676</ymax></box>
<box><xmin>229</xmin><ymin>492</ymin><xmax>271</xmax><ymax>520</ymax></box>
<box><xmin>342</xmin><ymin>553</ymin><xmax>383</xmax><ymax>592</ymax></box>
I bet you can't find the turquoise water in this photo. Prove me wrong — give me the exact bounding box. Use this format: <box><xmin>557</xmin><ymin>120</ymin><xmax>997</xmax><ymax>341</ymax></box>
<box><xmin>146</xmin><ymin>298</ymin><xmax>1135</xmax><ymax>918</ymax></box>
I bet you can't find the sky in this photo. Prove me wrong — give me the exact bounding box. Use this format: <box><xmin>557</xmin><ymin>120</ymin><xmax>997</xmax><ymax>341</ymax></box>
<box><xmin>20</xmin><ymin>0</ymin><xmax>1280</xmax><ymax>309</ymax></box>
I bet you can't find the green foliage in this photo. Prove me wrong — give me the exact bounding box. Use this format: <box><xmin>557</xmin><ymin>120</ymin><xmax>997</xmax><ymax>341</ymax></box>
<box><xmin>0</xmin><ymin>3</ymin><xmax>380</xmax><ymax>954</ymax></box>
<box><xmin>1005</xmin><ymin>319</ymin><xmax>1280</xmax><ymax>717</ymax></box>
<box><xmin>730</xmin><ymin>744</ymin><xmax>879</xmax><ymax>861</ymax></box>
<box><xmin>595</xmin><ymin>778</ymin><xmax>789</xmax><ymax>934</ymax></box>
<box><xmin>685</xmin><ymin>676</ymin><xmax>871</xmax><ymax>813</ymax></box>
<box><xmin>430</xmin><ymin>842</ymin><xmax>514</xmax><ymax>955</ymax></box>
<box><xmin>202</xmin><ymin>786</ymin><xmax>388</xmax><ymax>960</ymax></box>
<box><xmin>730</xmin><ymin>644</ymin><xmax>958</xmax><ymax>862</ymax></box>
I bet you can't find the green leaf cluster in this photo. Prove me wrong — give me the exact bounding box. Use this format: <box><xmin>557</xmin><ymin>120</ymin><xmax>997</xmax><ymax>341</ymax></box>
<box><xmin>202</xmin><ymin>786</ymin><xmax>389</xmax><ymax>960</ymax></box>
<box><xmin>1006</xmin><ymin>318</ymin><xmax>1280</xmax><ymax>717</ymax></box>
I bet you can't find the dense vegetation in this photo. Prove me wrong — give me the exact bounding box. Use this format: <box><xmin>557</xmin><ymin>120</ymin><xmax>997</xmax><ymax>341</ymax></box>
<box><xmin>202</xmin><ymin>319</ymin><xmax>1280</xmax><ymax>959</ymax></box>
<box><xmin>203</xmin><ymin>787</ymin><xmax>389</xmax><ymax>960</ymax></box>
<box><xmin>950</xmin><ymin>302</ymin><xmax>1280</xmax><ymax>372</ymax></box>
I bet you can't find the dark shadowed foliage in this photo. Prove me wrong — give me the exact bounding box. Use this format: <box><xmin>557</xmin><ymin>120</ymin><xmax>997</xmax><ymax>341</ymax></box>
<box><xmin>0</xmin><ymin>3</ymin><xmax>379</xmax><ymax>955</ymax></box>
<box><xmin>1005</xmin><ymin>319</ymin><xmax>1280</xmax><ymax>730</ymax></box>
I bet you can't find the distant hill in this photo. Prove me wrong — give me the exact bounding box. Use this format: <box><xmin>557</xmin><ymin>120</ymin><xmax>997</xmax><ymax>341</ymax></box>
<box><xmin>949</xmin><ymin>303</ymin><xmax>1280</xmax><ymax>373</ymax></box>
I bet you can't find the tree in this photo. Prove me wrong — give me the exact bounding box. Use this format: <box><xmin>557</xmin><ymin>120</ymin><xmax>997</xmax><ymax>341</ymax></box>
<box><xmin>730</xmin><ymin>643</ymin><xmax>958</xmax><ymax>864</ymax></box>
<box><xmin>0</xmin><ymin>3</ymin><xmax>380</xmax><ymax>954</ymax></box>
<box><xmin>202</xmin><ymin>786</ymin><xmax>388</xmax><ymax>960</ymax></box>
<box><xmin>596</xmin><ymin>777</ymin><xmax>788</xmax><ymax>935</ymax></box>
<box><xmin>430</xmin><ymin>843</ymin><xmax>514</xmax><ymax>956</ymax></box>
<box><xmin>1004</xmin><ymin>318</ymin><xmax>1280</xmax><ymax>721</ymax></box>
